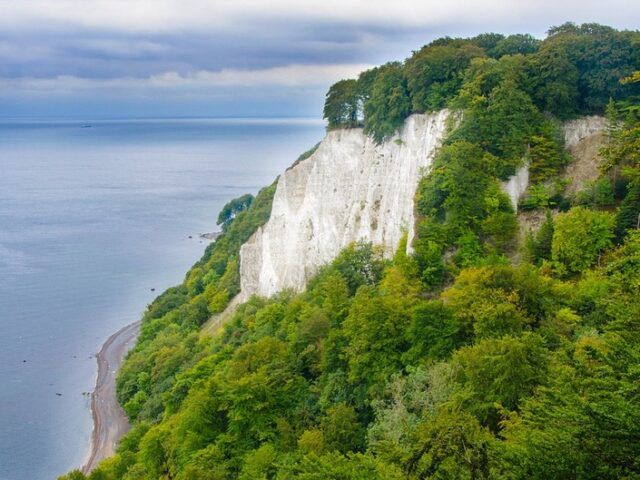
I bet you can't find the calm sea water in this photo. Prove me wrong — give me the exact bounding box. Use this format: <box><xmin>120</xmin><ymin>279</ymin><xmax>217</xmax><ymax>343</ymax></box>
<box><xmin>0</xmin><ymin>117</ymin><xmax>324</xmax><ymax>480</ymax></box>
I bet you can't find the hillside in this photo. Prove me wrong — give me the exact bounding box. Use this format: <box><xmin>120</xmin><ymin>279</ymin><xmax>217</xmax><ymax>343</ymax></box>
<box><xmin>61</xmin><ymin>23</ymin><xmax>640</xmax><ymax>480</ymax></box>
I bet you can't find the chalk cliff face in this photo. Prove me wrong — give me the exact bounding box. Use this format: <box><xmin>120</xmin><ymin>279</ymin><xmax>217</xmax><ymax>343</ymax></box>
<box><xmin>238</xmin><ymin>110</ymin><xmax>448</xmax><ymax>300</ymax></box>
<box><xmin>562</xmin><ymin>116</ymin><xmax>607</xmax><ymax>196</ymax></box>
<box><xmin>500</xmin><ymin>115</ymin><xmax>606</xmax><ymax>210</ymax></box>
<box><xmin>564</xmin><ymin>116</ymin><xmax>607</xmax><ymax>148</ymax></box>
<box><xmin>501</xmin><ymin>165</ymin><xmax>530</xmax><ymax>211</ymax></box>
<box><xmin>236</xmin><ymin>113</ymin><xmax>605</xmax><ymax>301</ymax></box>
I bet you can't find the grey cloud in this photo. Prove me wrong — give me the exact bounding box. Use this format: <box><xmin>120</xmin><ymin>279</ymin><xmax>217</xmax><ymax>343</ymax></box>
<box><xmin>0</xmin><ymin>0</ymin><xmax>639</xmax><ymax>117</ymax></box>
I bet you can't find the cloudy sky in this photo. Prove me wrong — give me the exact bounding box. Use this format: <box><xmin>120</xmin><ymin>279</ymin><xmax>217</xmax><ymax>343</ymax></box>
<box><xmin>1</xmin><ymin>0</ymin><xmax>639</xmax><ymax>118</ymax></box>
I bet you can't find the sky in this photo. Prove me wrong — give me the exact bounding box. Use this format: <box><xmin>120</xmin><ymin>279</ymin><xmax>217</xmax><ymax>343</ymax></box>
<box><xmin>1</xmin><ymin>0</ymin><xmax>639</xmax><ymax>118</ymax></box>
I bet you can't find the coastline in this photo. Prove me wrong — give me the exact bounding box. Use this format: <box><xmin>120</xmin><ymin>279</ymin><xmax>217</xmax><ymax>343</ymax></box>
<box><xmin>81</xmin><ymin>321</ymin><xmax>141</xmax><ymax>474</ymax></box>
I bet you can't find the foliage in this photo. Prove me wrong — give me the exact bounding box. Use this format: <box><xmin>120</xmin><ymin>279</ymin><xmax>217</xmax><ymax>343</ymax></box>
<box><xmin>324</xmin><ymin>79</ymin><xmax>360</xmax><ymax>129</ymax></box>
<box><xmin>406</xmin><ymin>407</ymin><xmax>493</xmax><ymax>479</ymax></box>
<box><xmin>84</xmin><ymin>227</ymin><xmax>640</xmax><ymax>480</ymax></box>
<box><xmin>453</xmin><ymin>332</ymin><xmax>548</xmax><ymax>429</ymax></box>
<box><xmin>116</xmin><ymin>181</ymin><xmax>278</xmax><ymax>421</ymax></box>
<box><xmin>525</xmin><ymin>211</ymin><xmax>555</xmax><ymax>264</ymax></box>
<box><xmin>217</xmin><ymin>193</ymin><xmax>254</xmax><ymax>230</ymax></box>
<box><xmin>404</xmin><ymin>42</ymin><xmax>485</xmax><ymax>112</ymax></box>
<box><xmin>528</xmin><ymin>130</ymin><xmax>570</xmax><ymax>183</ymax></box>
<box><xmin>324</xmin><ymin>22</ymin><xmax>639</xmax><ymax>145</ymax></box>
<box><xmin>290</xmin><ymin>142</ymin><xmax>320</xmax><ymax>167</ymax></box>
<box><xmin>525</xmin><ymin>43</ymin><xmax>581</xmax><ymax>119</ymax></box>
<box><xmin>575</xmin><ymin>177</ymin><xmax>616</xmax><ymax>207</ymax></box>
<box><xmin>70</xmin><ymin>23</ymin><xmax>640</xmax><ymax>480</ymax></box>
<box><xmin>491</xmin><ymin>34</ymin><xmax>541</xmax><ymax>58</ymax></box>
<box><xmin>363</xmin><ymin>63</ymin><xmax>411</xmax><ymax>143</ymax></box>
<box><xmin>528</xmin><ymin>23</ymin><xmax>640</xmax><ymax>116</ymax></box>
<box><xmin>551</xmin><ymin>206</ymin><xmax>615</xmax><ymax>275</ymax></box>
<box><xmin>615</xmin><ymin>184</ymin><xmax>640</xmax><ymax>241</ymax></box>
<box><xmin>414</xmin><ymin>135</ymin><xmax>518</xmax><ymax>283</ymax></box>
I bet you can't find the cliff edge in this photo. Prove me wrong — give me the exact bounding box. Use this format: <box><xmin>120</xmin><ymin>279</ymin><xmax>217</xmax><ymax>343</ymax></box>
<box><xmin>238</xmin><ymin>110</ymin><xmax>449</xmax><ymax>300</ymax></box>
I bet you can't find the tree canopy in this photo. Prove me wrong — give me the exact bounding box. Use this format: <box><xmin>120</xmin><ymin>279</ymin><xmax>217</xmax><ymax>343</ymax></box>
<box><xmin>322</xmin><ymin>22</ymin><xmax>640</xmax><ymax>141</ymax></box>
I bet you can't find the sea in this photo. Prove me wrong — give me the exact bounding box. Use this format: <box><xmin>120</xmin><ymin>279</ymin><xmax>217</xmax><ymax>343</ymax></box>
<box><xmin>0</xmin><ymin>117</ymin><xmax>325</xmax><ymax>480</ymax></box>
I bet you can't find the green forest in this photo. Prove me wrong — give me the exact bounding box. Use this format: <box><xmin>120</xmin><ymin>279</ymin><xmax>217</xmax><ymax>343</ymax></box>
<box><xmin>61</xmin><ymin>23</ymin><xmax>640</xmax><ymax>480</ymax></box>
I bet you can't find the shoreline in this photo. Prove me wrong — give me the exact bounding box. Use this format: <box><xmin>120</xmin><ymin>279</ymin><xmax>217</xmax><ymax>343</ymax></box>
<box><xmin>81</xmin><ymin>321</ymin><xmax>141</xmax><ymax>474</ymax></box>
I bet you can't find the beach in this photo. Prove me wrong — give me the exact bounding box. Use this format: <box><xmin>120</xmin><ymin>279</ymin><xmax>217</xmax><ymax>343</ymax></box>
<box><xmin>82</xmin><ymin>321</ymin><xmax>140</xmax><ymax>474</ymax></box>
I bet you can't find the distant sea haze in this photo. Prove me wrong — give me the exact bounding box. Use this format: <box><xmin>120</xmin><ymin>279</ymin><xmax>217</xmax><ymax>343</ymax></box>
<box><xmin>0</xmin><ymin>117</ymin><xmax>324</xmax><ymax>480</ymax></box>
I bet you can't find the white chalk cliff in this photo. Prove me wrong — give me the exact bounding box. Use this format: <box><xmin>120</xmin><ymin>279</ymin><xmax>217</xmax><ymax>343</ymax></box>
<box><xmin>236</xmin><ymin>112</ymin><xmax>605</xmax><ymax>302</ymax></box>
<box><xmin>562</xmin><ymin>115</ymin><xmax>607</xmax><ymax>196</ymax></box>
<box><xmin>238</xmin><ymin>110</ymin><xmax>448</xmax><ymax>300</ymax></box>
<box><xmin>501</xmin><ymin>165</ymin><xmax>530</xmax><ymax>212</ymax></box>
<box><xmin>564</xmin><ymin>116</ymin><xmax>607</xmax><ymax>148</ymax></box>
<box><xmin>500</xmin><ymin>115</ymin><xmax>607</xmax><ymax>210</ymax></box>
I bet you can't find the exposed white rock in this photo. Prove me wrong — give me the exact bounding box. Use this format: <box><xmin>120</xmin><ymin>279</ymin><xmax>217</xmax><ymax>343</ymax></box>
<box><xmin>235</xmin><ymin>113</ymin><xmax>606</xmax><ymax>302</ymax></box>
<box><xmin>238</xmin><ymin>110</ymin><xmax>448</xmax><ymax>300</ymax></box>
<box><xmin>501</xmin><ymin>164</ymin><xmax>529</xmax><ymax>211</ymax></box>
<box><xmin>562</xmin><ymin>115</ymin><xmax>607</xmax><ymax>196</ymax></box>
<box><xmin>500</xmin><ymin>115</ymin><xmax>607</xmax><ymax>210</ymax></box>
<box><xmin>564</xmin><ymin>116</ymin><xmax>607</xmax><ymax>147</ymax></box>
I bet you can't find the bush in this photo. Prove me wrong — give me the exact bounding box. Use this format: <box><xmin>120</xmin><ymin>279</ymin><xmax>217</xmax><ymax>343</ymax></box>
<box><xmin>552</xmin><ymin>207</ymin><xmax>615</xmax><ymax>275</ymax></box>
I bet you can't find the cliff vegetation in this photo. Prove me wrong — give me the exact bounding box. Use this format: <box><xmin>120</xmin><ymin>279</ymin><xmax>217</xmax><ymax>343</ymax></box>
<box><xmin>61</xmin><ymin>23</ymin><xmax>640</xmax><ymax>480</ymax></box>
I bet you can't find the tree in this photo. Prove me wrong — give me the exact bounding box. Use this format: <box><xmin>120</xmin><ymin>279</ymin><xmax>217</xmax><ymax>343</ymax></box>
<box><xmin>363</xmin><ymin>63</ymin><xmax>411</xmax><ymax>143</ymax></box>
<box><xmin>238</xmin><ymin>444</ymin><xmax>278</xmax><ymax>480</ymax></box>
<box><xmin>406</xmin><ymin>407</ymin><xmax>493</xmax><ymax>479</ymax></box>
<box><xmin>405</xmin><ymin>43</ymin><xmax>485</xmax><ymax>112</ymax></box>
<box><xmin>454</xmin><ymin>55</ymin><xmax>529</xmax><ymax>107</ymax></box>
<box><xmin>57</xmin><ymin>471</ymin><xmax>86</xmax><ymax>480</ymax></box>
<box><xmin>411</xmin><ymin>223</ymin><xmax>447</xmax><ymax>287</ymax></box>
<box><xmin>498</xmin><ymin>326</ymin><xmax>640</xmax><ymax>479</ymax></box>
<box><xmin>484</xmin><ymin>79</ymin><xmax>539</xmax><ymax>175</ymax></box>
<box><xmin>527</xmin><ymin>46</ymin><xmax>580</xmax><ymax>118</ymax></box>
<box><xmin>417</xmin><ymin>141</ymin><xmax>495</xmax><ymax>231</ymax></box>
<box><xmin>528</xmin><ymin>133</ymin><xmax>569</xmax><ymax>183</ymax></box>
<box><xmin>615</xmin><ymin>184</ymin><xmax>640</xmax><ymax>241</ymax></box>
<box><xmin>322</xmin><ymin>403</ymin><xmax>365</xmax><ymax>453</ymax></box>
<box><xmin>536</xmin><ymin>23</ymin><xmax>640</xmax><ymax>114</ymax></box>
<box><xmin>342</xmin><ymin>271</ymin><xmax>416</xmax><ymax>391</ymax></box>
<box><xmin>490</xmin><ymin>34</ymin><xmax>541</xmax><ymax>58</ymax></box>
<box><xmin>526</xmin><ymin>210</ymin><xmax>554</xmax><ymax>264</ymax></box>
<box><xmin>601</xmin><ymin>113</ymin><xmax>640</xmax><ymax>186</ymax></box>
<box><xmin>330</xmin><ymin>242</ymin><xmax>385</xmax><ymax>296</ymax></box>
<box><xmin>217</xmin><ymin>193</ymin><xmax>254</xmax><ymax>230</ymax></box>
<box><xmin>470</xmin><ymin>33</ymin><xmax>505</xmax><ymax>54</ymax></box>
<box><xmin>138</xmin><ymin>426</ymin><xmax>171</xmax><ymax>479</ymax></box>
<box><xmin>323</xmin><ymin>79</ymin><xmax>360</xmax><ymax>129</ymax></box>
<box><xmin>481</xmin><ymin>183</ymin><xmax>518</xmax><ymax>251</ymax></box>
<box><xmin>453</xmin><ymin>333</ymin><xmax>548</xmax><ymax>430</ymax></box>
<box><xmin>552</xmin><ymin>207</ymin><xmax>615</xmax><ymax>275</ymax></box>
<box><xmin>288</xmin><ymin>452</ymin><xmax>404</xmax><ymax>479</ymax></box>
<box><xmin>298</xmin><ymin>428</ymin><xmax>326</xmax><ymax>454</ymax></box>
<box><xmin>404</xmin><ymin>301</ymin><xmax>463</xmax><ymax>362</ymax></box>
<box><xmin>356</xmin><ymin>66</ymin><xmax>383</xmax><ymax>107</ymax></box>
